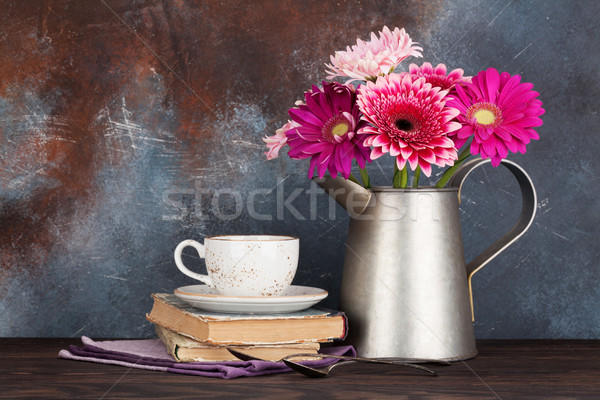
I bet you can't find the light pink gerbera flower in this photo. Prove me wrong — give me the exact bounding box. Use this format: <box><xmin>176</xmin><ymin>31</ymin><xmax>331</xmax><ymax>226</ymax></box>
<box><xmin>357</xmin><ymin>74</ymin><xmax>461</xmax><ymax>177</ymax></box>
<box><xmin>401</xmin><ymin>62</ymin><xmax>469</xmax><ymax>91</ymax></box>
<box><xmin>263</xmin><ymin>120</ymin><xmax>298</xmax><ymax>160</ymax></box>
<box><xmin>325</xmin><ymin>26</ymin><xmax>423</xmax><ymax>82</ymax></box>
<box><xmin>446</xmin><ymin>68</ymin><xmax>544</xmax><ymax>166</ymax></box>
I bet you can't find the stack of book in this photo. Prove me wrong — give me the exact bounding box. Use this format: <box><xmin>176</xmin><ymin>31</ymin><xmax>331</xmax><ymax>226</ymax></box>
<box><xmin>146</xmin><ymin>293</ymin><xmax>348</xmax><ymax>362</ymax></box>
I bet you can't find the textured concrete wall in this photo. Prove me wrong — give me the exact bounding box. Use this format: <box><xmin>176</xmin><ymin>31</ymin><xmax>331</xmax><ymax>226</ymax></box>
<box><xmin>0</xmin><ymin>0</ymin><xmax>598</xmax><ymax>338</ymax></box>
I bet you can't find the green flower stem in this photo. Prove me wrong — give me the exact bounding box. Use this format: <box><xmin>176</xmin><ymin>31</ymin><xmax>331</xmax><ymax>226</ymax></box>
<box><xmin>412</xmin><ymin>166</ymin><xmax>421</xmax><ymax>188</ymax></box>
<box><xmin>401</xmin><ymin>166</ymin><xmax>408</xmax><ymax>188</ymax></box>
<box><xmin>359</xmin><ymin>167</ymin><xmax>371</xmax><ymax>189</ymax></box>
<box><xmin>348</xmin><ymin>174</ymin><xmax>361</xmax><ymax>186</ymax></box>
<box><xmin>393</xmin><ymin>164</ymin><xmax>400</xmax><ymax>188</ymax></box>
<box><xmin>434</xmin><ymin>146</ymin><xmax>472</xmax><ymax>188</ymax></box>
<box><xmin>393</xmin><ymin>164</ymin><xmax>408</xmax><ymax>188</ymax></box>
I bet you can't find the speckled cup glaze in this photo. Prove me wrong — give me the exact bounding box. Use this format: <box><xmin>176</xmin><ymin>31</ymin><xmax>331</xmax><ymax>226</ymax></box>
<box><xmin>174</xmin><ymin>235</ymin><xmax>299</xmax><ymax>297</ymax></box>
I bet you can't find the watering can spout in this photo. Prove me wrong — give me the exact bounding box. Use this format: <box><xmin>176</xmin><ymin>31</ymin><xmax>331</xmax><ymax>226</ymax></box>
<box><xmin>313</xmin><ymin>176</ymin><xmax>372</xmax><ymax>216</ymax></box>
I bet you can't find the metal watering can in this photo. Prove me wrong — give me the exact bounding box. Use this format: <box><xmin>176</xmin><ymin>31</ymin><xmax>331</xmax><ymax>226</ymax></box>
<box><xmin>315</xmin><ymin>159</ymin><xmax>537</xmax><ymax>361</ymax></box>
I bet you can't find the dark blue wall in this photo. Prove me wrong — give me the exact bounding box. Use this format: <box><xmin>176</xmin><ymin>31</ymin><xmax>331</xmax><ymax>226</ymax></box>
<box><xmin>0</xmin><ymin>0</ymin><xmax>598</xmax><ymax>339</ymax></box>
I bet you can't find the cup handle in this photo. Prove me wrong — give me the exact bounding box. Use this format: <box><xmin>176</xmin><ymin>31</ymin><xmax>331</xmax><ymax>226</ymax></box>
<box><xmin>174</xmin><ymin>239</ymin><xmax>214</xmax><ymax>287</ymax></box>
<box><xmin>448</xmin><ymin>159</ymin><xmax>537</xmax><ymax>320</ymax></box>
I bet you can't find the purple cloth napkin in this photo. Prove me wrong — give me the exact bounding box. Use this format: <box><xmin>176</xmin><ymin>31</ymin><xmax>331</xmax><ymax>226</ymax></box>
<box><xmin>59</xmin><ymin>336</ymin><xmax>356</xmax><ymax>379</ymax></box>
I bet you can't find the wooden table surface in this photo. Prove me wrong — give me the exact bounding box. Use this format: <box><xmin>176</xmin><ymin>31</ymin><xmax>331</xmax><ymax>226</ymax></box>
<box><xmin>1</xmin><ymin>339</ymin><xmax>599</xmax><ymax>399</ymax></box>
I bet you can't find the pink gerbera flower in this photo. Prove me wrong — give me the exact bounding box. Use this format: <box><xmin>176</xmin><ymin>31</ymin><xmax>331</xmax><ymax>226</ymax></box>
<box><xmin>446</xmin><ymin>68</ymin><xmax>544</xmax><ymax>166</ymax></box>
<box><xmin>325</xmin><ymin>26</ymin><xmax>422</xmax><ymax>82</ymax></box>
<box><xmin>357</xmin><ymin>74</ymin><xmax>461</xmax><ymax>177</ymax></box>
<box><xmin>286</xmin><ymin>81</ymin><xmax>371</xmax><ymax>179</ymax></box>
<box><xmin>401</xmin><ymin>62</ymin><xmax>469</xmax><ymax>91</ymax></box>
<box><xmin>263</xmin><ymin>120</ymin><xmax>297</xmax><ymax>160</ymax></box>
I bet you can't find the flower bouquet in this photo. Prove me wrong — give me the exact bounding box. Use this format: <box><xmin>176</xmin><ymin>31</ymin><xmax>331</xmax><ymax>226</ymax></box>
<box><xmin>263</xmin><ymin>26</ymin><xmax>544</xmax><ymax>188</ymax></box>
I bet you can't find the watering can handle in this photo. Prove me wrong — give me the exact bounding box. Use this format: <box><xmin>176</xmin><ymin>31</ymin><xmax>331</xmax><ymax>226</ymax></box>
<box><xmin>448</xmin><ymin>159</ymin><xmax>537</xmax><ymax>319</ymax></box>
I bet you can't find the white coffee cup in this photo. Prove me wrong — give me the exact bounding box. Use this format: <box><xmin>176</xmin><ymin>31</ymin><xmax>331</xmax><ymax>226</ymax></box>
<box><xmin>174</xmin><ymin>235</ymin><xmax>299</xmax><ymax>297</ymax></box>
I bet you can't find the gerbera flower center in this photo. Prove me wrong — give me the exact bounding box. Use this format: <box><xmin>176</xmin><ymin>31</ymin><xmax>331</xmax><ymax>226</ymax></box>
<box><xmin>467</xmin><ymin>102</ymin><xmax>503</xmax><ymax>127</ymax></box>
<box><xmin>322</xmin><ymin>115</ymin><xmax>351</xmax><ymax>142</ymax></box>
<box><xmin>331</xmin><ymin>122</ymin><xmax>350</xmax><ymax>137</ymax></box>
<box><xmin>395</xmin><ymin>118</ymin><xmax>414</xmax><ymax>132</ymax></box>
<box><xmin>391</xmin><ymin>111</ymin><xmax>421</xmax><ymax>140</ymax></box>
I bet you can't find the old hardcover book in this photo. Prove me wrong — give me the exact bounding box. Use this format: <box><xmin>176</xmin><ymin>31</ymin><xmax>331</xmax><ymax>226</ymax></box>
<box><xmin>146</xmin><ymin>293</ymin><xmax>347</xmax><ymax>345</ymax></box>
<box><xmin>155</xmin><ymin>325</ymin><xmax>320</xmax><ymax>362</ymax></box>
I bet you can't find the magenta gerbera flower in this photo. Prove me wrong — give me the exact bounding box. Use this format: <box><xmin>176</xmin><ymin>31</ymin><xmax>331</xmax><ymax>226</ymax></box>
<box><xmin>357</xmin><ymin>74</ymin><xmax>461</xmax><ymax>177</ymax></box>
<box><xmin>401</xmin><ymin>62</ymin><xmax>469</xmax><ymax>91</ymax></box>
<box><xmin>325</xmin><ymin>26</ymin><xmax>422</xmax><ymax>82</ymax></box>
<box><xmin>446</xmin><ymin>68</ymin><xmax>544</xmax><ymax>166</ymax></box>
<box><xmin>285</xmin><ymin>82</ymin><xmax>371</xmax><ymax>179</ymax></box>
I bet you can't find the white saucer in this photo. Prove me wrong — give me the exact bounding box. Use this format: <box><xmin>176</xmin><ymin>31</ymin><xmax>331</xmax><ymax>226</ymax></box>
<box><xmin>174</xmin><ymin>285</ymin><xmax>328</xmax><ymax>314</ymax></box>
